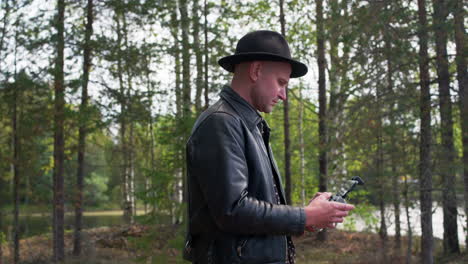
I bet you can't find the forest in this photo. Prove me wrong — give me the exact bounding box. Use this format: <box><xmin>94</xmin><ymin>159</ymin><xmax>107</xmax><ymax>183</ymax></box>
<box><xmin>0</xmin><ymin>0</ymin><xmax>466</xmax><ymax>263</ymax></box>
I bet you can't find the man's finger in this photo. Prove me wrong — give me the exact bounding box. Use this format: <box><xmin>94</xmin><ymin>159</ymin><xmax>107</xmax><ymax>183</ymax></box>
<box><xmin>331</xmin><ymin>202</ymin><xmax>355</xmax><ymax>211</ymax></box>
<box><xmin>330</xmin><ymin>217</ymin><xmax>343</xmax><ymax>223</ymax></box>
<box><xmin>335</xmin><ymin>211</ymin><xmax>349</xmax><ymax>217</ymax></box>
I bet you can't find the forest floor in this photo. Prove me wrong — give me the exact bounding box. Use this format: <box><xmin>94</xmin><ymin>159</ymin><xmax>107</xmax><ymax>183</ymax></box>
<box><xmin>1</xmin><ymin>224</ymin><xmax>466</xmax><ymax>264</ymax></box>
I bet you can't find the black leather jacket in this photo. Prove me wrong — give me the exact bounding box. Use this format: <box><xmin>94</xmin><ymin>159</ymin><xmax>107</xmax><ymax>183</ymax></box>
<box><xmin>184</xmin><ymin>86</ymin><xmax>305</xmax><ymax>264</ymax></box>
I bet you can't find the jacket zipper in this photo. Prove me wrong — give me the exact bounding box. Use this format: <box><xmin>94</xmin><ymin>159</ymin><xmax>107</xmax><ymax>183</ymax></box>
<box><xmin>237</xmin><ymin>239</ymin><xmax>248</xmax><ymax>257</ymax></box>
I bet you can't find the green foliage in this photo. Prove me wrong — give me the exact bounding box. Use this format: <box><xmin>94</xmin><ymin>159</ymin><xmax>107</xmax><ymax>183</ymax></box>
<box><xmin>84</xmin><ymin>172</ymin><xmax>109</xmax><ymax>206</ymax></box>
<box><xmin>0</xmin><ymin>231</ymin><xmax>6</xmax><ymax>245</ymax></box>
<box><xmin>343</xmin><ymin>202</ymin><xmax>379</xmax><ymax>233</ymax></box>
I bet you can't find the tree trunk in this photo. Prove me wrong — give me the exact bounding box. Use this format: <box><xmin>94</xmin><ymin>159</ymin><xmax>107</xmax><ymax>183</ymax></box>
<box><xmin>129</xmin><ymin>121</ymin><xmax>136</xmax><ymax>218</ymax></box>
<box><xmin>417</xmin><ymin>0</ymin><xmax>434</xmax><ymax>262</ymax></box>
<box><xmin>179</xmin><ymin>0</ymin><xmax>190</xmax><ymax>219</ymax></box>
<box><xmin>0</xmin><ymin>209</ymin><xmax>2</xmax><ymax>264</ymax></box>
<box><xmin>203</xmin><ymin>0</ymin><xmax>209</xmax><ymax>110</ymax></box>
<box><xmin>453</xmin><ymin>0</ymin><xmax>467</xmax><ymax>249</ymax></box>
<box><xmin>12</xmin><ymin>61</ymin><xmax>19</xmax><ymax>264</ymax></box>
<box><xmin>74</xmin><ymin>0</ymin><xmax>93</xmax><ymax>256</ymax></box>
<box><xmin>53</xmin><ymin>0</ymin><xmax>65</xmax><ymax>261</ymax></box>
<box><xmin>279</xmin><ymin>0</ymin><xmax>292</xmax><ymax>205</ymax></box>
<box><xmin>193</xmin><ymin>0</ymin><xmax>203</xmax><ymax>114</ymax></box>
<box><xmin>376</xmin><ymin>85</ymin><xmax>387</xmax><ymax>261</ymax></box>
<box><xmin>122</xmin><ymin>11</ymin><xmax>135</xmax><ymax>223</ymax></box>
<box><xmin>143</xmin><ymin>49</ymin><xmax>156</xmax><ymax>213</ymax></box>
<box><xmin>403</xmin><ymin>169</ymin><xmax>412</xmax><ymax>264</ymax></box>
<box><xmin>432</xmin><ymin>0</ymin><xmax>459</xmax><ymax>254</ymax></box>
<box><xmin>179</xmin><ymin>0</ymin><xmax>191</xmax><ymax>121</ymax></box>
<box><xmin>169</xmin><ymin>2</ymin><xmax>182</xmax><ymax>224</ymax></box>
<box><xmin>114</xmin><ymin>11</ymin><xmax>131</xmax><ymax>225</ymax></box>
<box><xmin>383</xmin><ymin>17</ymin><xmax>401</xmax><ymax>249</ymax></box>
<box><xmin>299</xmin><ymin>82</ymin><xmax>305</xmax><ymax>206</ymax></box>
<box><xmin>327</xmin><ymin>0</ymin><xmax>345</xmax><ymax>182</ymax></box>
<box><xmin>316</xmin><ymin>0</ymin><xmax>328</xmax><ymax>241</ymax></box>
<box><xmin>170</xmin><ymin>4</ymin><xmax>182</xmax><ymax>116</ymax></box>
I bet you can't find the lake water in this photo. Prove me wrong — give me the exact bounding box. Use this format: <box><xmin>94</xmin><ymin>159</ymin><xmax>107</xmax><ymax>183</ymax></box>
<box><xmin>339</xmin><ymin>204</ymin><xmax>467</xmax><ymax>246</ymax></box>
<box><xmin>1</xmin><ymin>210</ymin><xmax>144</xmax><ymax>239</ymax></box>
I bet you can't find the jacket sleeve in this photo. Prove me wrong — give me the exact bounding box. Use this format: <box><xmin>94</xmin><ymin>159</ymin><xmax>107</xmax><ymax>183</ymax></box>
<box><xmin>187</xmin><ymin>112</ymin><xmax>305</xmax><ymax>236</ymax></box>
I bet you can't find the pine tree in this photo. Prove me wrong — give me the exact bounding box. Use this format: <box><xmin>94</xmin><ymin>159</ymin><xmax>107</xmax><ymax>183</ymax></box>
<box><xmin>432</xmin><ymin>0</ymin><xmax>459</xmax><ymax>254</ymax></box>
<box><xmin>74</xmin><ymin>0</ymin><xmax>93</xmax><ymax>256</ymax></box>
<box><xmin>418</xmin><ymin>0</ymin><xmax>434</xmax><ymax>262</ymax></box>
<box><xmin>316</xmin><ymin>0</ymin><xmax>328</xmax><ymax>241</ymax></box>
<box><xmin>452</xmin><ymin>0</ymin><xmax>467</xmax><ymax>249</ymax></box>
<box><xmin>52</xmin><ymin>0</ymin><xmax>66</xmax><ymax>261</ymax></box>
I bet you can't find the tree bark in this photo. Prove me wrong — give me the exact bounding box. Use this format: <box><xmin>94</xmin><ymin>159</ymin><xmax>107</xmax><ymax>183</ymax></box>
<box><xmin>12</xmin><ymin>58</ymin><xmax>19</xmax><ymax>264</ymax></box>
<box><xmin>11</xmin><ymin>21</ymin><xmax>20</xmax><ymax>264</ymax></box>
<box><xmin>179</xmin><ymin>0</ymin><xmax>191</xmax><ymax>121</ymax></box>
<box><xmin>432</xmin><ymin>0</ymin><xmax>459</xmax><ymax>254</ymax></box>
<box><xmin>327</xmin><ymin>0</ymin><xmax>345</xmax><ymax>181</ymax></box>
<box><xmin>53</xmin><ymin>0</ymin><xmax>65</xmax><ymax>261</ymax></box>
<box><xmin>376</xmin><ymin>85</ymin><xmax>387</xmax><ymax>262</ymax></box>
<box><xmin>203</xmin><ymin>0</ymin><xmax>209</xmax><ymax>110</ymax></box>
<box><xmin>129</xmin><ymin>121</ymin><xmax>136</xmax><ymax>218</ymax></box>
<box><xmin>142</xmin><ymin>44</ymin><xmax>156</xmax><ymax>213</ymax></box>
<box><xmin>299</xmin><ymin>82</ymin><xmax>305</xmax><ymax>206</ymax></box>
<box><xmin>74</xmin><ymin>0</ymin><xmax>93</xmax><ymax>256</ymax></box>
<box><xmin>453</xmin><ymin>0</ymin><xmax>467</xmax><ymax>249</ymax></box>
<box><xmin>0</xmin><ymin>209</ymin><xmax>2</xmax><ymax>264</ymax></box>
<box><xmin>114</xmin><ymin>10</ymin><xmax>131</xmax><ymax>225</ymax></box>
<box><xmin>193</xmin><ymin>0</ymin><xmax>203</xmax><ymax>113</ymax></box>
<box><xmin>383</xmin><ymin>12</ymin><xmax>401</xmax><ymax>249</ymax></box>
<box><xmin>122</xmin><ymin>10</ymin><xmax>136</xmax><ymax>223</ymax></box>
<box><xmin>178</xmin><ymin>0</ymin><xmax>191</xmax><ymax>223</ymax></box>
<box><xmin>417</xmin><ymin>0</ymin><xmax>434</xmax><ymax>262</ymax></box>
<box><xmin>170</xmin><ymin>4</ymin><xmax>181</xmax><ymax>116</ymax></box>
<box><xmin>403</xmin><ymin>169</ymin><xmax>412</xmax><ymax>264</ymax></box>
<box><xmin>169</xmin><ymin>1</ymin><xmax>183</xmax><ymax>224</ymax></box>
<box><xmin>279</xmin><ymin>0</ymin><xmax>292</xmax><ymax>205</ymax></box>
<box><xmin>316</xmin><ymin>0</ymin><xmax>328</xmax><ymax>241</ymax></box>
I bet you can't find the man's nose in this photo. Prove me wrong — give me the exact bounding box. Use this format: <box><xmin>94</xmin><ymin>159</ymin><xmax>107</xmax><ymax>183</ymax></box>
<box><xmin>278</xmin><ymin>87</ymin><xmax>287</xmax><ymax>101</ymax></box>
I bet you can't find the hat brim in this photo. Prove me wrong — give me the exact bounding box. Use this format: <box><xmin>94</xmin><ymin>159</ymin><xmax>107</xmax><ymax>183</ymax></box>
<box><xmin>218</xmin><ymin>52</ymin><xmax>308</xmax><ymax>78</ymax></box>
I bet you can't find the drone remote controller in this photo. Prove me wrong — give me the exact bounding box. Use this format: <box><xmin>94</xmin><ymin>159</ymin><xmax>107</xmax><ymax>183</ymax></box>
<box><xmin>329</xmin><ymin>176</ymin><xmax>365</xmax><ymax>204</ymax></box>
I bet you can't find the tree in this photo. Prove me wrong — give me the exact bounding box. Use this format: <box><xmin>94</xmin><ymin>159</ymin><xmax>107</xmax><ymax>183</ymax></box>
<box><xmin>279</xmin><ymin>0</ymin><xmax>292</xmax><ymax>206</ymax></box>
<box><xmin>417</xmin><ymin>0</ymin><xmax>434</xmax><ymax>262</ymax></box>
<box><xmin>112</xmin><ymin>5</ymin><xmax>132</xmax><ymax>224</ymax></box>
<box><xmin>0</xmin><ymin>1</ymin><xmax>12</xmax><ymax>261</ymax></box>
<box><xmin>432</xmin><ymin>0</ymin><xmax>459</xmax><ymax>254</ymax></box>
<box><xmin>52</xmin><ymin>0</ymin><xmax>66</xmax><ymax>261</ymax></box>
<box><xmin>193</xmin><ymin>0</ymin><xmax>203</xmax><ymax>114</ymax></box>
<box><xmin>179</xmin><ymin>0</ymin><xmax>191</xmax><ymax>222</ymax></box>
<box><xmin>12</xmin><ymin>28</ymin><xmax>20</xmax><ymax>264</ymax></box>
<box><xmin>74</xmin><ymin>0</ymin><xmax>93</xmax><ymax>256</ymax></box>
<box><xmin>316</xmin><ymin>0</ymin><xmax>328</xmax><ymax>241</ymax></box>
<box><xmin>382</xmin><ymin>2</ymin><xmax>400</xmax><ymax>249</ymax></box>
<box><xmin>452</xmin><ymin>0</ymin><xmax>467</xmax><ymax>249</ymax></box>
<box><xmin>203</xmin><ymin>0</ymin><xmax>209</xmax><ymax>109</ymax></box>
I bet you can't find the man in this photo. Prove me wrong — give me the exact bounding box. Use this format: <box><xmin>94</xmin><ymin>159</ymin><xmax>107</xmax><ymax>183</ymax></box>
<box><xmin>184</xmin><ymin>30</ymin><xmax>354</xmax><ymax>264</ymax></box>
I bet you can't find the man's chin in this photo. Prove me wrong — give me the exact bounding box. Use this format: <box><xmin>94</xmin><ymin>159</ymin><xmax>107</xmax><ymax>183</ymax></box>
<box><xmin>263</xmin><ymin>106</ymin><xmax>273</xmax><ymax>113</ymax></box>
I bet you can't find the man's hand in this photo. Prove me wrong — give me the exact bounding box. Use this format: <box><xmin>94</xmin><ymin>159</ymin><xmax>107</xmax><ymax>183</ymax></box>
<box><xmin>304</xmin><ymin>192</ymin><xmax>354</xmax><ymax>231</ymax></box>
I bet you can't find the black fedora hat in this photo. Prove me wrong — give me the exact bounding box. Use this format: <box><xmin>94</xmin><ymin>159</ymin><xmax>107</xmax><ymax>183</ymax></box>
<box><xmin>218</xmin><ymin>30</ymin><xmax>308</xmax><ymax>78</ymax></box>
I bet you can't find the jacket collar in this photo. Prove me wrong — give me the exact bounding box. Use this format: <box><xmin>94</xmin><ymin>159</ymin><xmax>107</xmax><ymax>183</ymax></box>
<box><xmin>220</xmin><ymin>85</ymin><xmax>263</xmax><ymax>131</ymax></box>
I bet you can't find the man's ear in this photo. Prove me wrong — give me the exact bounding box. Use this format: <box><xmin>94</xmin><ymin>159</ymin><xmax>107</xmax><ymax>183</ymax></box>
<box><xmin>248</xmin><ymin>61</ymin><xmax>263</xmax><ymax>82</ymax></box>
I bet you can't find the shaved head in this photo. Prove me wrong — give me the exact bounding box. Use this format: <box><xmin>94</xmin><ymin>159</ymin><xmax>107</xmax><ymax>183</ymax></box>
<box><xmin>231</xmin><ymin>60</ymin><xmax>291</xmax><ymax>113</ymax></box>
